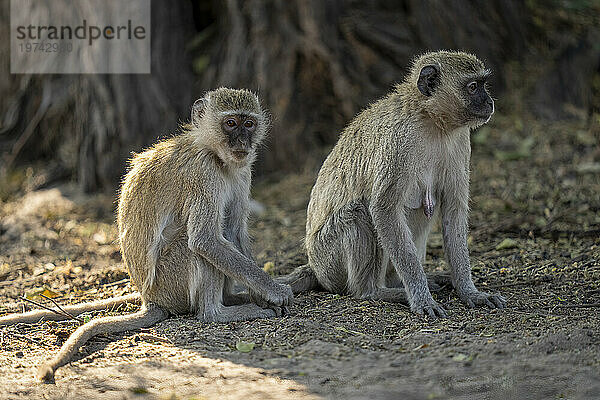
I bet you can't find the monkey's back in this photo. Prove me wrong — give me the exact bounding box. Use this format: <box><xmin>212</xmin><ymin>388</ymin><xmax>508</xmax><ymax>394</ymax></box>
<box><xmin>306</xmin><ymin>92</ymin><xmax>416</xmax><ymax>243</ymax></box>
<box><xmin>117</xmin><ymin>134</ymin><xmax>219</xmax><ymax>302</ymax></box>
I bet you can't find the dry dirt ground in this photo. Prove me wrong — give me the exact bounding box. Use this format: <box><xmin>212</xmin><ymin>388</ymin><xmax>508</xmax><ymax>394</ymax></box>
<box><xmin>0</xmin><ymin>115</ymin><xmax>599</xmax><ymax>399</ymax></box>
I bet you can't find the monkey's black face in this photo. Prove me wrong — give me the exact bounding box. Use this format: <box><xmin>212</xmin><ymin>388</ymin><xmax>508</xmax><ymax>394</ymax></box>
<box><xmin>464</xmin><ymin>79</ymin><xmax>494</xmax><ymax>121</ymax></box>
<box><xmin>221</xmin><ymin>114</ymin><xmax>257</xmax><ymax>160</ymax></box>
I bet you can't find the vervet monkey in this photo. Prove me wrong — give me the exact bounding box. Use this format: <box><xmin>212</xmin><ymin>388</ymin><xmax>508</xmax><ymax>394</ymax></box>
<box><xmin>0</xmin><ymin>88</ymin><xmax>293</xmax><ymax>382</ymax></box>
<box><xmin>279</xmin><ymin>51</ymin><xmax>505</xmax><ymax>318</ymax></box>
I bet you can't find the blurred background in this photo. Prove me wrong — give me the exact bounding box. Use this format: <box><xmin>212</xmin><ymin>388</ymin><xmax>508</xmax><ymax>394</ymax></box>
<box><xmin>0</xmin><ymin>0</ymin><xmax>599</xmax><ymax>194</ymax></box>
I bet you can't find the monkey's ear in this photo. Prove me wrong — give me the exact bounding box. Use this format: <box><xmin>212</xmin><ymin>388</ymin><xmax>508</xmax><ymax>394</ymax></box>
<box><xmin>417</xmin><ymin>65</ymin><xmax>439</xmax><ymax>97</ymax></box>
<box><xmin>191</xmin><ymin>95</ymin><xmax>210</xmax><ymax>127</ymax></box>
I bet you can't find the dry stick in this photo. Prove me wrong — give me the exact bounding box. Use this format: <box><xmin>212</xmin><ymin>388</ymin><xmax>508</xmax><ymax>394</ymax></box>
<box><xmin>482</xmin><ymin>281</ymin><xmax>540</xmax><ymax>290</ymax></box>
<box><xmin>554</xmin><ymin>303</ymin><xmax>600</xmax><ymax>309</ymax></box>
<box><xmin>9</xmin><ymin>332</ymin><xmax>42</xmax><ymax>345</ymax></box>
<box><xmin>39</xmin><ymin>294</ymin><xmax>83</xmax><ymax>323</ymax></box>
<box><xmin>19</xmin><ymin>296</ymin><xmax>80</xmax><ymax>323</ymax></box>
<box><xmin>102</xmin><ymin>278</ymin><xmax>130</xmax><ymax>288</ymax></box>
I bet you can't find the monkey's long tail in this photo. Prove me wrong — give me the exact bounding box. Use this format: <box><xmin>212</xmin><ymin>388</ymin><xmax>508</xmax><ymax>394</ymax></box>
<box><xmin>0</xmin><ymin>293</ymin><xmax>142</xmax><ymax>326</ymax></box>
<box><xmin>275</xmin><ymin>264</ymin><xmax>322</xmax><ymax>294</ymax></box>
<box><xmin>37</xmin><ymin>304</ymin><xmax>168</xmax><ymax>383</ymax></box>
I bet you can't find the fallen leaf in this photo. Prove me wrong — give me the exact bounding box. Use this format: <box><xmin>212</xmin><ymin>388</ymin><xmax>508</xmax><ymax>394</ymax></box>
<box><xmin>576</xmin><ymin>163</ymin><xmax>600</xmax><ymax>174</ymax></box>
<box><xmin>26</xmin><ymin>288</ymin><xmax>60</xmax><ymax>300</ymax></box>
<box><xmin>235</xmin><ymin>341</ymin><xmax>255</xmax><ymax>353</ymax></box>
<box><xmin>0</xmin><ymin>263</ymin><xmax>10</xmax><ymax>280</ymax></box>
<box><xmin>496</xmin><ymin>238</ymin><xmax>518</xmax><ymax>250</ymax></box>
<box><xmin>263</xmin><ymin>261</ymin><xmax>275</xmax><ymax>275</ymax></box>
<box><xmin>452</xmin><ymin>353</ymin><xmax>473</xmax><ymax>362</ymax></box>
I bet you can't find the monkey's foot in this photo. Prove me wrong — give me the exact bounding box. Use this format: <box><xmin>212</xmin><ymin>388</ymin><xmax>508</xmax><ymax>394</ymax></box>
<box><xmin>459</xmin><ymin>290</ymin><xmax>506</xmax><ymax>309</ymax></box>
<box><xmin>410</xmin><ymin>297</ymin><xmax>447</xmax><ymax>319</ymax></box>
<box><xmin>269</xmin><ymin>305</ymin><xmax>289</xmax><ymax>317</ymax></box>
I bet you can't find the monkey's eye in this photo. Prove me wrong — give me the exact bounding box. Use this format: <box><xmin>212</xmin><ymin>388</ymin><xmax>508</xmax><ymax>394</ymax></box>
<box><xmin>467</xmin><ymin>81</ymin><xmax>478</xmax><ymax>94</ymax></box>
<box><xmin>225</xmin><ymin>119</ymin><xmax>237</xmax><ymax>128</ymax></box>
<box><xmin>244</xmin><ymin>120</ymin><xmax>254</xmax><ymax>129</ymax></box>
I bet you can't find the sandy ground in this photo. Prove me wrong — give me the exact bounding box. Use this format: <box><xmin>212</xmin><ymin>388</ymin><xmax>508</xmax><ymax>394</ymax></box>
<box><xmin>0</xmin><ymin>115</ymin><xmax>599</xmax><ymax>399</ymax></box>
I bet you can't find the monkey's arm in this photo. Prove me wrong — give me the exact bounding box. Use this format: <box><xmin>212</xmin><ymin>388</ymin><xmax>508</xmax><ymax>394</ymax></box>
<box><xmin>187</xmin><ymin>200</ymin><xmax>292</xmax><ymax>306</ymax></box>
<box><xmin>229</xmin><ymin>195</ymin><xmax>253</xmax><ymax>258</ymax></box>
<box><xmin>222</xmin><ymin>194</ymin><xmax>255</xmax><ymax>305</ymax></box>
<box><xmin>370</xmin><ymin>178</ymin><xmax>447</xmax><ymax>318</ymax></box>
<box><xmin>440</xmin><ymin>180</ymin><xmax>506</xmax><ymax>309</ymax></box>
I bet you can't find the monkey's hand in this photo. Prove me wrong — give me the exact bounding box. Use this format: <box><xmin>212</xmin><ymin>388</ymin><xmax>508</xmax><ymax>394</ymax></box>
<box><xmin>410</xmin><ymin>294</ymin><xmax>447</xmax><ymax>319</ymax></box>
<box><xmin>459</xmin><ymin>290</ymin><xmax>506</xmax><ymax>309</ymax></box>
<box><xmin>250</xmin><ymin>282</ymin><xmax>293</xmax><ymax>307</ymax></box>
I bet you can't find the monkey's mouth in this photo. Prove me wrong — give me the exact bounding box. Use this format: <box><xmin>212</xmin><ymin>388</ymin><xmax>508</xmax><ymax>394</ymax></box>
<box><xmin>232</xmin><ymin>150</ymin><xmax>249</xmax><ymax>159</ymax></box>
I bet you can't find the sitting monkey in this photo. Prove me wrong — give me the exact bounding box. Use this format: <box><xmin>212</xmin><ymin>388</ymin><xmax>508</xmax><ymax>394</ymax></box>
<box><xmin>0</xmin><ymin>88</ymin><xmax>293</xmax><ymax>382</ymax></box>
<box><xmin>278</xmin><ymin>51</ymin><xmax>506</xmax><ymax>318</ymax></box>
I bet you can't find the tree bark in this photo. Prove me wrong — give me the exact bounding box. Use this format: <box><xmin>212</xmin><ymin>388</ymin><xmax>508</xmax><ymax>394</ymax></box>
<box><xmin>1</xmin><ymin>0</ymin><xmax>196</xmax><ymax>192</ymax></box>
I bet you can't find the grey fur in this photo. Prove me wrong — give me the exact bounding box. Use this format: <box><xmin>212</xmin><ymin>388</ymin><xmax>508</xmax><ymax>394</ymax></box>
<box><xmin>280</xmin><ymin>51</ymin><xmax>506</xmax><ymax>318</ymax></box>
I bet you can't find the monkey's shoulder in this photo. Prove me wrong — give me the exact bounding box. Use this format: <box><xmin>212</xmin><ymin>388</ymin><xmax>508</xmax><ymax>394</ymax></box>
<box><xmin>123</xmin><ymin>134</ymin><xmax>231</xmax><ymax>195</ymax></box>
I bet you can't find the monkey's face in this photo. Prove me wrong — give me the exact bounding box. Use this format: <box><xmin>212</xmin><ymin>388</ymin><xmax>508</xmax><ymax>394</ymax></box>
<box><xmin>415</xmin><ymin>52</ymin><xmax>494</xmax><ymax>130</ymax></box>
<box><xmin>462</xmin><ymin>76</ymin><xmax>494</xmax><ymax>127</ymax></box>
<box><xmin>221</xmin><ymin>114</ymin><xmax>258</xmax><ymax>163</ymax></box>
<box><xmin>190</xmin><ymin>88</ymin><xmax>268</xmax><ymax>166</ymax></box>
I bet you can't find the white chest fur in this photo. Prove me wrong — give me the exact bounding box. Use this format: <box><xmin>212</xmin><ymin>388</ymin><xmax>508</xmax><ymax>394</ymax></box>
<box><xmin>404</xmin><ymin>126</ymin><xmax>470</xmax><ymax>214</ymax></box>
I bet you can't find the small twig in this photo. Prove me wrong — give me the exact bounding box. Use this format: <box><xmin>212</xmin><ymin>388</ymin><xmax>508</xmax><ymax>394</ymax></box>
<box><xmin>19</xmin><ymin>296</ymin><xmax>81</xmax><ymax>323</ymax></box>
<box><xmin>103</xmin><ymin>278</ymin><xmax>130</xmax><ymax>288</ymax></box>
<box><xmin>136</xmin><ymin>333</ymin><xmax>172</xmax><ymax>344</ymax></box>
<box><xmin>8</xmin><ymin>332</ymin><xmax>43</xmax><ymax>345</ymax></box>
<box><xmin>39</xmin><ymin>294</ymin><xmax>83</xmax><ymax>323</ymax></box>
<box><xmin>482</xmin><ymin>281</ymin><xmax>539</xmax><ymax>290</ymax></box>
<box><xmin>554</xmin><ymin>303</ymin><xmax>600</xmax><ymax>309</ymax></box>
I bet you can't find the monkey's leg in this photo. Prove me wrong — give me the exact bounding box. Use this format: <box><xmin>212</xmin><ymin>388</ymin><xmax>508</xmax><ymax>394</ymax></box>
<box><xmin>310</xmin><ymin>201</ymin><xmax>406</xmax><ymax>303</ymax></box>
<box><xmin>384</xmin><ymin>210</ymin><xmax>449</xmax><ymax>292</ymax></box>
<box><xmin>409</xmin><ymin>210</ymin><xmax>434</xmax><ymax>264</ymax></box>
<box><xmin>0</xmin><ymin>293</ymin><xmax>141</xmax><ymax>326</ymax></box>
<box><xmin>222</xmin><ymin>278</ymin><xmax>288</xmax><ymax>314</ymax></box>
<box><xmin>384</xmin><ymin>262</ymin><xmax>448</xmax><ymax>293</ymax></box>
<box><xmin>222</xmin><ymin>291</ymin><xmax>252</xmax><ymax>306</ymax></box>
<box><xmin>197</xmin><ymin>261</ymin><xmax>280</xmax><ymax>321</ymax></box>
<box><xmin>370</xmin><ymin>191</ymin><xmax>447</xmax><ymax>318</ymax></box>
<box><xmin>222</xmin><ymin>276</ymin><xmax>250</xmax><ymax>305</ymax></box>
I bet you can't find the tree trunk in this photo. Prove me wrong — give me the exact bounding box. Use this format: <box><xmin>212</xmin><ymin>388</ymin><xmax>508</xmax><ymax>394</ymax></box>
<box><xmin>197</xmin><ymin>0</ymin><xmax>530</xmax><ymax>173</ymax></box>
<box><xmin>0</xmin><ymin>0</ymin><xmax>196</xmax><ymax>192</ymax></box>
